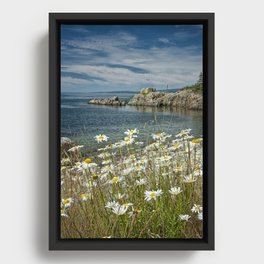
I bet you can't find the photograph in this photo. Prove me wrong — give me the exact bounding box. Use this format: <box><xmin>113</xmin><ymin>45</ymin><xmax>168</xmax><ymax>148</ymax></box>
<box><xmin>60</xmin><ymin>23</ymin><xmax>204</xmax><ymax>239</ymax></box>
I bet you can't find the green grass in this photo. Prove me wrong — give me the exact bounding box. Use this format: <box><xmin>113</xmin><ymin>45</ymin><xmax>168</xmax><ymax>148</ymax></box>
<box><xmin>60</xmin><ymin>129</ymin><xmax>203</xmax><ymax>238</ymax></box>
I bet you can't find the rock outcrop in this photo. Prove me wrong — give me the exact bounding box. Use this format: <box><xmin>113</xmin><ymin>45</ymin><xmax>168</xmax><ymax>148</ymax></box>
<box><xmin>128</xmin><ymin>87</ymin><xmax>202</xmax><ymax>110</ymax></box>
<box><xmin>88</xmin><ymin>96</ymin><xmax>127</xmax><ymax>106</ymax></box>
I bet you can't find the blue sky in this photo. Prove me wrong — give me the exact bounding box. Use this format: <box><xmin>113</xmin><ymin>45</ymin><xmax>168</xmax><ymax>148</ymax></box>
<box><xmin>61</xmin><ymin>25</ymin><xmax>203</xmax><ymax>92</ymax></box>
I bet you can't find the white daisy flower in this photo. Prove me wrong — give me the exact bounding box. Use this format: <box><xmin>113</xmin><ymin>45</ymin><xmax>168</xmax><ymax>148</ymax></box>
<box><xmin>175</xmin><ymin>129</ymin><xmax>192</xmax><ymax>138</ymax></box>
<box><xmin>68</xmin><ymin>145</ymin><xmax>84</xmax><ymax>152</ymax></box>
<box><xmin>179</xmin><ymin>214</ymin><xmax>191</xmax><ymax>221</ymax></box>
<box><xmin>144</xmin><ymin>189</ymin><xmax>163</xmax><ymax>201</ymax></box>
<box><xmin>60</xmin><ymin>209</ymin><xmax>68</xmax><ymax>217</ymax></box>
<box><xmin>115</xmin><ymin>193</ymin><xmax>125</xmax><ymax>200</ymax></box>
<box><xmin>102</xmin><ymin>159</ymin><xmax>111</xmax><ymax>165</ymax></box>
<box><xmin>101</xmin><ymin>164</ymin><xmax>115</xmax><ymax>174</ymax></box>
<box><xmin>109</xmin><ymin>176</ymin><xmax>123</xmax><ymax>184</ymax></box>
<box><xmin>111</xmin><ymin>203</ymin><xmax>133</xmax><ymax>216</ymax></box>
<box><xmin>198</xmin><ymin>212</ymin><xmax>203</xmax><ymax>221</ymax></box>
<box><xmin>191</xmin><ymin>204</ymin><xmax>203</xmax><ymax>213</ymax></box>
<box><xmin>98</xmin><ymin>152</ymin><xmax>111</xmax><ymax>159</ymax></box>
<box><xmin>136</xmin><ymin>178</ymin><xmax>146</xmax><ymax>186</ymax></box>
<box><xmin>61</xmin><ymin>198</ymin><xmax>74</xmax><ymax>208</ymax></box>
<box><xmin>133</xmin><ymin>165</ymin><xmax>145</xmax><ymax>172</ymax></box>
<box><xmin>105</xmin><ymin>201</ymin><xmax>119</xmax><ymax>209</ymax></box>
<box><xmin>159</xmin><ymin>155</ymin><xmax>172</xmax><ymax>162</ymax></box>
<box><xmin>124</xmin><ymin>128</ymin><xmax>139</xmax><ymax>137</ymax></box>
<box><xmin>183</xmin><ymin>175</ymin><xmax>197</xmax><ymax>183</ymax></box>
<box><xmin>122</xmin><ymin>167</ymin><xmax>133</xmax><ymax>175</ymax></box>
<box><xmin>95</xmin><ymin>134</ymin><xmax>109</xmax><ymax>143</ymax></box>
<box><xmin>123</xmin><ymin>137</ymin><xmax>135</xmax><ymax>145</ymax></box>
<box><xmin>169</xmin><ymin>187</ymin><xmax>182</xmax><ymax>196</ymax></box>
<box><xmin>80</xmin><ymin>193</ymin><xmax>91</xmax><ymax>201</ymax></box>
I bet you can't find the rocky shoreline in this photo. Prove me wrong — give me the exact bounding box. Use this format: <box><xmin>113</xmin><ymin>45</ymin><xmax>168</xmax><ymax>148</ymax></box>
<box><xmin>128</xmin><ymin>87</ymin><xmax>202</xmax><ymax>111</ymax></box>
<box><xmin>88</xmin><ymin>87</ymin><xmax>202</xmax><ymax>111</ymax></box>
<box><xmin>88</xmin><ymin>96</ymin><xmax>126</xmax><ymax>106</ymax></box>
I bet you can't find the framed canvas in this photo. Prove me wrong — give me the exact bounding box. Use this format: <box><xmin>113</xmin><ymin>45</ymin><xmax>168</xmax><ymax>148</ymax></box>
<box><xmin>49</xmin><ymin>13</ymin><xmax>214</xmax><ymax>250</ymax></box>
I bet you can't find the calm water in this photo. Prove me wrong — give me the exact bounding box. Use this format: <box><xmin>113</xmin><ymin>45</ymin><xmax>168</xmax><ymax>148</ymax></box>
<box><xmin>61</xmin><ymin>92</ymin><xmax>203</xmax><ymax>151</ymax></box>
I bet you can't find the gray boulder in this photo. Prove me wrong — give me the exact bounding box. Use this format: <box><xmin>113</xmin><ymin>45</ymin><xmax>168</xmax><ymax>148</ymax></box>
<box><xmin>128</xmin><ymin>88</ymin><xmax>202</xmax><ymax>110</ymax></box>
<box><xmin>88</xmin><ymin>96</ymin><xmax>127</xmax><ymax>106</ymax></box>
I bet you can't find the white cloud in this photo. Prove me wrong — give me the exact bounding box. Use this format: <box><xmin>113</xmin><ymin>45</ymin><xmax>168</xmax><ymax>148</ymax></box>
<box><xmin>61</xmin><ymin>30</ymin><xmax>202</xmax><ymax>91</ymax></box>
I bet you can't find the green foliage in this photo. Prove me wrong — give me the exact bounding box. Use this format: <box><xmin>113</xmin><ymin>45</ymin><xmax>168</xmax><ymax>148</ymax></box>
<box><xmin>180</xmin><ymin>72</ymin><xmax>203</xmax><ymax>94</ymax></box>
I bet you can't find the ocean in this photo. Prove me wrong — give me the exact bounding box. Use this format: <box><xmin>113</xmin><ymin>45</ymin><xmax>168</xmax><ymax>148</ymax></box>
<box><xmin>61</xmin><ymin>92</ymin><xmax>203</xmax><ymax>152</ymax></box>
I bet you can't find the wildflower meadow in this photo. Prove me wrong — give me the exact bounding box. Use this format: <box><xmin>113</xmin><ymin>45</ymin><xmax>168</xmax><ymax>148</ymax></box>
<box><xmin>60</xmin><ymin>128</ymin><xmax>203</xmax><ymax>238</ymax></box>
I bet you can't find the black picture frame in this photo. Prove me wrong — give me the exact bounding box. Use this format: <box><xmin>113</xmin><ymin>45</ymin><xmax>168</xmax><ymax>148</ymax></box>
<box><xmin>49</xmin><ymin>12</ymin><xmax>214</xmax><ymax>250</ymax></box>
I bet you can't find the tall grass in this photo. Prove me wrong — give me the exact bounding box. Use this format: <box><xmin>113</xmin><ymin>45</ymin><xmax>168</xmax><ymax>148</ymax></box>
<box><xmin>60</xmin><ymin>129</ymin><xmax>203</xmax><ymax>238</ymax></box>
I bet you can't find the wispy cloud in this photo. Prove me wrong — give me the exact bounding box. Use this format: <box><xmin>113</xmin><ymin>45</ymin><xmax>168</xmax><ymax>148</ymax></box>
<box><xmin>61</xmin><ymin>25</ymin><xmax>202</xmax><ymax>92</ymax></box>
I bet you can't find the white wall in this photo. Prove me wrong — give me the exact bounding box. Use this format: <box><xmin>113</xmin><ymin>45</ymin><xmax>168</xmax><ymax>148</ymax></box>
<box><xmin>1</xmin><ymin>0</ymin><xmax>264</xmax><ymax>263</ymax></box>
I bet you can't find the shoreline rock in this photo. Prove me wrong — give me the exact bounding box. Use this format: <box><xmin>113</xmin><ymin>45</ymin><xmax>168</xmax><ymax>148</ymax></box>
<box><xmin>88</xmin><ymin>96</ymin><xmax>127</xmax><ymax>106</ymax></box>
<box><xmin>128</xmin><ymin>87</ymin><xmax>202</xmax><ymax>111</ymax></box>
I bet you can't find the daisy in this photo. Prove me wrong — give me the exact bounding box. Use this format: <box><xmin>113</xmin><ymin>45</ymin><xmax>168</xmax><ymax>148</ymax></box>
<box><xmin>68</xmin><ymin>145</ymin><xmax>84</xmax><ymax>152</ymax></box>
<box><xmin>102</xmin><ymin>159</ymin><xmax>111</xmax><ymax>165</ymax></box>
<box><xmin>168</xmin><ymin>144</ymin><xmax>179</xmax><ymax>152</ymax></box>
<box><xmin>133</xmin><ymin>165</ymin><xmax>145</xmax><ymax>172</ymax></box>
<box><xmin>60</xmin><ymin>209</ymin><xmax>68</xmax><ymax>217</ymax></box>
<box><xmin>78</xmin><ymin>162</ymin><xmax>97</xmax><ymax>172</ymax></box>
<box><xmin>124</xmin><ymin>128</ymin><xmax>139</xmax><ymax>137</ymax></box>
<box><xmin>198</xmin><ymin>212</ymin><xmax>203</xmax><ymax>221</ymax></box>
<box><xmin>111</xmin><ymin>203</ymin><xmax>133</xmax><ymax>215</ymax></box>
<box><xmin>152</xmin><ymin>133</ymin><xmax>163</xmax><ymax>140</ymax></box>
<box><xmin>109</xmin><ymin>176</ymin><xmax>123</xmax><ymax>184</ymax></box>
<box><xmin>183</xmin><ymin>175</ymin><xmax>197</xmax><ymax>183</ymax></box>
<box><xmin>84</xmin><ymin>158</ymin><xmax>92</xmax><ymax>164</ymax></box>
<box><xmin>144</xmin><ymin>189</ymin><xmax>163</xmax><ymax>201</ymax></box>
<box><xmin>61</xmin><ymin>198</ymin><xmax>74</xmax><ymax>208</ymax></box>
<box><xmin>176</xmin><ymin>129</ymin><xmax>192</xmax><ymax>138</ymax></box>
<box><xmin>136</xmin><ymin>178</ymin><xmax>146</xmax><ymax>186</ymax></box>
<box><xmin>123</xmin><ymin>137</ymin><xmax>135</xmax><ymax>145</ymax></box>
<box><xmin>169</xmin><ymin>187</ymin><xmax>182</xmax><ymax>196</ymax></box>
<box><xmin>174</xmin><ymin>166</ymin><xmax>182</xmax><ymax>172</ymax></box>
<box><xmin>61</xmin><ymin>157</ymin><xmax>71</xmax><ymax>165</ymax></box>
<box><xmin>160</xmin><ymin>155</ymin><xmax>172</xmax><ymax>162</ymax></box>
<box><xmin>101</xmin><ymin>164</ymin><xmax>115</xmax><ymax>174</ymax></box>
<box><xmin>115</xmin><ymin>193</ymin><xmax>125</xmax><ymax>200</ymax></box>
<box><xmin>191</xmin><ymin>204</ymin><xmax>203</xmax><ymax>213</ymax></box>
<box><xmin>94</xmin><ymin>134</ymin><xmax>109</xmax><ymax>143</ymax></box>
<box><xmin>191</xmin><ymin>138</ymin><xmax>203</xmax><ymax>144</ymax></box>
<box><xmin>80</xmin><ymin>193</ymin><xmax>89</xmax><ymax>201</ymax></box>
<box><xmin>105</xmin><ymin>201</ymin><xmax>119</xmax><ymax>209</ymax></box>
<box><xmin>122</xmin><ymin>167</ymin><xmax>133</xmax><ymax>176</ymax></box>
<box><xmin>98</xmin><ymin>152</ymin><xmax>110</xmax><ymax>159</ymax></box>
<box><xmin>179</xmin><ymin>214</ymin><xmax>191</xmax><ymax>221</ymax></box>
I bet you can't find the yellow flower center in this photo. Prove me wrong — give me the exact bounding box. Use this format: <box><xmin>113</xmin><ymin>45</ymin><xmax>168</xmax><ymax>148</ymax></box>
<box><xmin>98</xmin><ymin>136</ymin><xmax>104</xmax><ymax>140</ymax></box>
<box><xmin>111</xmin><ymin>177</ymin><xmax>119</xmax><ymax>183</ymax></box>
<box><xmin>63</xmin><ymin>199</ymin><xmax>69</xmax><ymax>204</ymax></box>
<box><xmin>81</xmin><ymin>194</ymin><xmax>86</xmax><ymax>198</ymax></box>
<box><xmin>191</xmin><ymin>139</ymin><xmax>200</xmax><ymax>144</ymax></box>
<box><xmin>92</xmin><ymin>174</ymin><xmax>98</xmax><ymax>180</ymax></box>
<box><xmin>84</xmin><ymin>158</ymin><xmax>92</xmax><ymax>164</ymax></box>
<box><xmin>89</xmin><ymin>181</ymin><xmax>94</xmax><ymax>186</ymax></box>
<box><xmin>156</xmin><ymin>133</ymin><xmax>161</xmax><ymax>137</ymax></box>
<box><xmin>150</xmin><ymin>192</ymin><xmax>156</xmax><ymax>198</ymax></box>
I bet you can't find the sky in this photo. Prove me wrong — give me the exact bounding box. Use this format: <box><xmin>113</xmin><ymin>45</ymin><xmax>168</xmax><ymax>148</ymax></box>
<box><xmin>61</xmin><ymin>24</ymin><xmax>203</xmax><ymax>92</ymax></box>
